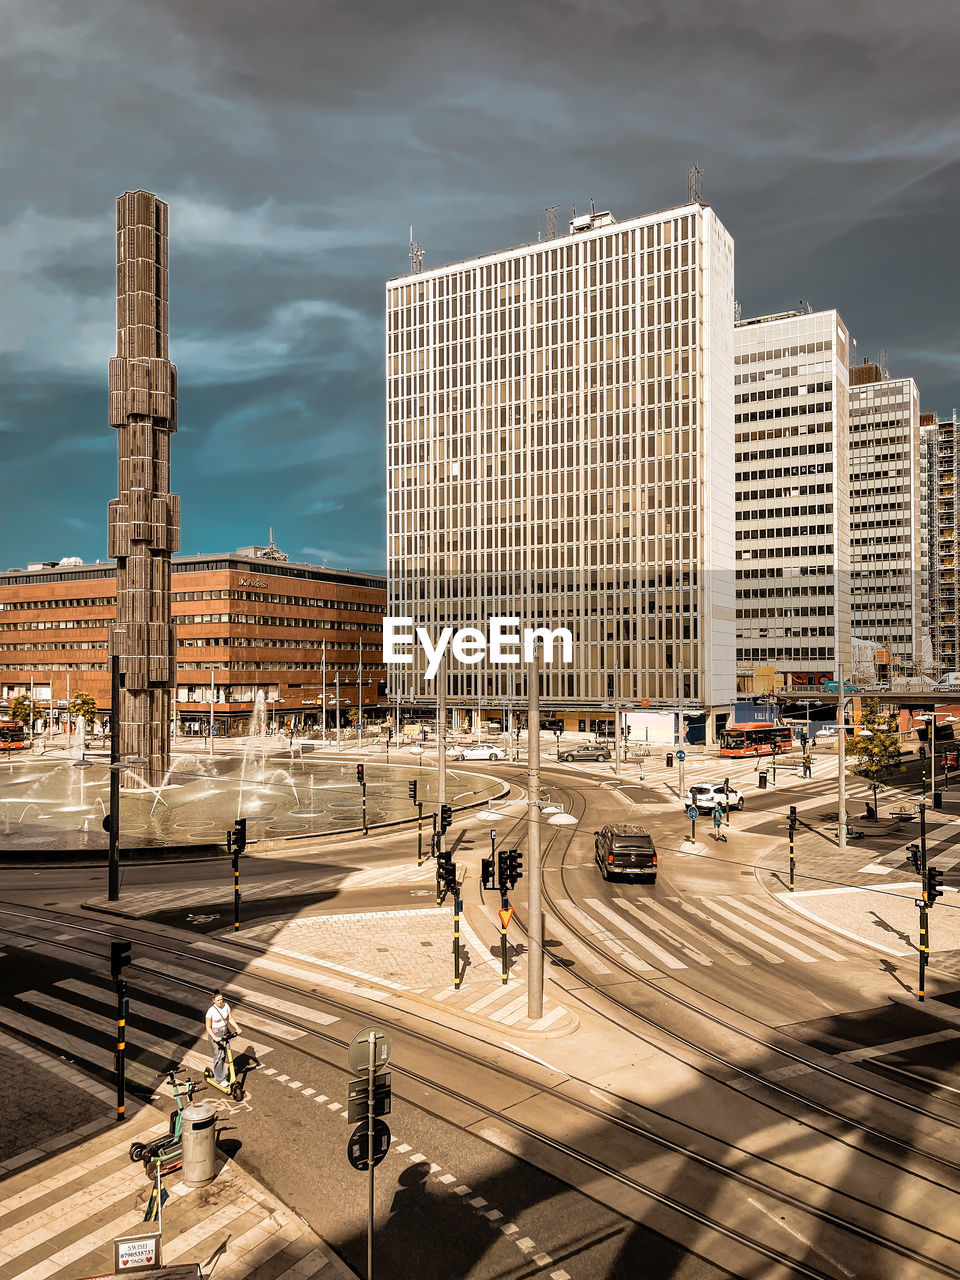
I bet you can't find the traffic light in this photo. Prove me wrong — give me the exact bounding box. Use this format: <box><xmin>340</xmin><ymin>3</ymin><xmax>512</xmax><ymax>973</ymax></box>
<box><xmin>110</xmin><ymin>940</ymin><xmax>132</xmax><ymax>982</ymax></box>
<box><xmin>439</xmin><ymin>803</ymin><xmax>453</xmax><ymax>833</ymax></box>
<box><xmin>481</xmin><ymin>856</ymin><xmax>497</xmax><ymax>891</ymax></box>
<box><xmin>907</xmin><ymin>844</ymin><xmax>922</xmax><ymax>875</ymax></box>
<box><xmin>356</xmin><ymin>763</ymin><xmax>365</xmax><ymax>786</ymax></box>
<box><xmin>497</xmin><ymin>848</ymin><xmax>510</xmax><ymax>889</ymax></box>
<box><xmin>925</xmin><ymin>866</ymin><xmax>944</xmax><ymax>906</ymax></box>
<box><xmin>232</xmin><ymin>818</ymin><xmax>247</xmax><ymax>855</ymax></box>
<box><xmin>503</xmin><ymin>849</ymin><xmax>523</xmax><ymax>889</ymax></box>
<box><xmin>788</xmin><ymin>805</ymin><xmax>797</xmax><ymax>832</ymax></box>
<box><xmin>408</xmin><ymin>780</ymin><xmax>418</xmax><ymax>803</ymax></box>
<box><xmin>440</xmin><ymin>860</ymin><xmax>458</xmax><ymax>893</ymax></box>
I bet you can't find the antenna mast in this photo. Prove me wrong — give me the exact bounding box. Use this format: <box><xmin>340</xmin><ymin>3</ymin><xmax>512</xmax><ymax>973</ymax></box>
<box><xmin>540</xmin><ymin>203</ymin><xmax>560</xmax><ymax>240</ymax></box>
<box><xmin>687</xmin><ymin>164</ymin><xmax>703</xmax><ymax>204</ymax></box>
<box><xmin>409</xmin><ymin>226</ymin><xmax>424</xmax><ymax>274</ymax></box>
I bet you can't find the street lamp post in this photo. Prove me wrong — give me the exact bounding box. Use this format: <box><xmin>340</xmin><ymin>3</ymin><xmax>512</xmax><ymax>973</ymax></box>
<box><xmin>838</xmin><ymin>663</ymin><xmax>847</xmax><ymax>851</ymax></box>
<box><xmin>527</xmin><ymin>648</ymin><xmax>543</xmax><ymax>1021</ymax></box>
<box><xmin>108</xmin><ymin>651</ymin><xmax>122</xmax><ymax>900</ymax></box>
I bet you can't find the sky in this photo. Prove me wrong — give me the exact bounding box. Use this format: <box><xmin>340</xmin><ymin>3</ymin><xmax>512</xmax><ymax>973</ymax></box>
<box><xmin>2</xmin><ymin>0</ymin><xmax>958</xmax><ymax>575</ymax></box>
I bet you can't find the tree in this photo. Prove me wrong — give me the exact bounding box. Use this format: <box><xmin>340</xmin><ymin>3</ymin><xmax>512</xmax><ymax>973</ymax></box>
<box><xmin>847</xmin><ymin>699</ymin><xmax>904</xmax><ymax>815</ymax></box>
<box><xmin>9</xmin><ymin>694</ymin><xmax>39</xmax><ymax>728</ymax></box>
<box><xmin>69</xmin><ymin>692</ymin><xmax>98</xmax><ymax>728</ymax></box>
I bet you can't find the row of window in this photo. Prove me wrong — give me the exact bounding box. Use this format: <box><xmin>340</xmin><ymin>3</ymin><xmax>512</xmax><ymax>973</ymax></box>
<box><xmin>735</xmin><ymin>362</ymin><xmax>831</xmax><ymax>385</ymax></box>
<box><xmin>735</xmin><ymin>402</ymin><xmax>833</xmax><ymax>424</ymax></box>
<box><xmin>0</xmin><ymin>591</ymin><xmax>383</xmax><ymax>614</ymax></box>
<box><xmin>737</xmin><ymin>524</ymin><xmax>834</xmax><ymax>541</ymax></box>
<box><xmin>735</xmin><ymin>339</ymin><xmax>834</xmax><ymax>364</ymax></box>
<box><xmin>738</xmin><ymin>504</ymin><xmax>834</xmax><ymax>523</ymax></box>
<box><xmin>738</xmin><ymin>647</ymin><xmax>837</xmax><ymax>660</ymax></box>
<box><xmin>735</xmin><ymin>483</ymin><xmax>833</xmax><ymax>502</ymax></box>
<box><xmin>735</xmin><ymin>382</ymin><xmax>831</xmax><ymax>405</ymax></box>
<box><xmin>736</xmin><ymin>463</ymin><xmax>834</xmax><ymax>482</ymax></box>
<box><xmin>738</xmin><ymin>543</ymin><xmax>834</xmax><ymax>560</ymax></box>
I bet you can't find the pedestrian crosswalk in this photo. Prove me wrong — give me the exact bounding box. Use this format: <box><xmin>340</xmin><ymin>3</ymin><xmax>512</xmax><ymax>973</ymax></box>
<box><xmin>91</xmin><ymin>860</ymin><xmax>437</xmax><ymax>917</ymax></box>
<box><xmin>0</xmin><ymin>960</ymin><xmax>323</xmax><ymax>1102</ymax></box>
<box><xmin>857</xmin><ymin>809</ymin><xmax>960</xmax><ymax>874</ymax></box>
<box><xmin>553</xmin><ymin>892</ymin><xmax>866</xmax><ymax>975</ymax></box>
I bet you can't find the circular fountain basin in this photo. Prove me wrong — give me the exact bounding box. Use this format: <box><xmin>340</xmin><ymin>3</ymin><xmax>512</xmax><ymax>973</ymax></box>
<box><xmin>0</xmin><ymin>746</ymin><xmax>502</xmax><ymax>853</ymax></box>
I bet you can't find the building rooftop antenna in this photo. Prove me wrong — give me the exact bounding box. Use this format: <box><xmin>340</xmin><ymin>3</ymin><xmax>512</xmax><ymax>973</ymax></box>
<box><xmin>687</xmin><ymin>164</ymin><xmax>703</xmax><ymax>205</ymax></box>
<box><xmin>540</xmin><ymin>203</ymin><xmax>561</xmax><ymax>240</ymax></box>
<box><xmin>409</xmin><ymin>226</ymin><xmax>424</xmax><ymax>274</ymax></box>
<box><xmin>878</xmin><ymin>348</ymin><xmax>888</xmax><ymax>379</ymax></box>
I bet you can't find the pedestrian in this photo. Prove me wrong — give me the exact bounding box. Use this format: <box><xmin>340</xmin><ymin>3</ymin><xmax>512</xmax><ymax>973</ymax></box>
<box><xmin>204</xmin><ymin>989</ymin><xmax>240</xmax><ymax>1086</ymax></box>
<box><xmin>712</xmin><ymin>803</ymin><xmax>726</xmax><ymax>841</ymax></box>
<box><xmin>803</xmin><ymin>754</ymin><xmax>812</xmax><ymax>779</ymax></box>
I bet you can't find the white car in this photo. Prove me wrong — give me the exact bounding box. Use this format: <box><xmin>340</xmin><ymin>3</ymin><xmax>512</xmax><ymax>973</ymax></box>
<box><xmin>683</xmin><ymin>783</ymin><xmax>744</xmax><ymax>813</ymax></box>
<box><xmin>446</xmin><ymin>744</ymin><xmax>506</xmax><ymax>762</ymax></box>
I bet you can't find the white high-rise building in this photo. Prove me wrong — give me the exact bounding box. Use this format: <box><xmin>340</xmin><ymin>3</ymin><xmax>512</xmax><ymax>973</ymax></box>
<box><xmin>848</xmin><ymin>361</ymin><xmax>922</xmax><ymax>676</ymax></box>
<box><xmin>733</xmin><ymin>308</ymin><xmax>852</xmax><ymax>689</ymax></box>
<box><xmin>386</xmin><ymin>202</ymin><xmax>737</xmax><ymax>723</ymax></box>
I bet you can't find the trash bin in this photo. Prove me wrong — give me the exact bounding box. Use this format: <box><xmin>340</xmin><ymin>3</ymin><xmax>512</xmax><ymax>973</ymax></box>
<box><xmin>666</xmin><ymin>752</ymin><xmax>673</xmax><ymax>768</ymax></box>
<box><xmin>181</xmin><ymin>1101</ymin><xmax>218</xmax><ymax>1187</ymax></box>
<box><xmin>757</xmin><ymin>769</ymin><xmax>768</xmax><ymax>790</ymax></box>
<box><xmin>933</xmin><ymin>789</ymin><xmax>944</xmax><ymax>810</ymax></box>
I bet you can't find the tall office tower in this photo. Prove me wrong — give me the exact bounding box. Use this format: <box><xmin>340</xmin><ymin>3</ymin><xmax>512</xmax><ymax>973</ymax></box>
<box><xmin>733</xmin><ymin>309</ymin><xmax>852</xmax><ymax>689</ymax></box>
<box><xmin>926</xmin><ymin>411</ymin><xmax>960</xmax><ymax>674</ymax></box>
<box><xmin>919</xmin><ymin>415</ymin><xmax>939</xmax><ymax>675</ymax></box>
<box><xmin>386</xmin><ymin>202</ymin><xmax>737</xmax><ymax>722</ymax></box>
<box><xmin>847</xmin><ymin>360</ymin><xmax>922</xmax><ymax>676</ymax></box>
<box><xmin>107</xmin><ymin>190</ymin><xmax>179</xmax><ymax>778</ymax></box>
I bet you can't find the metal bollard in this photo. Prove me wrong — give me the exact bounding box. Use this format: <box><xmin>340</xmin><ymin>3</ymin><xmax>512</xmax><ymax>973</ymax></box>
<box><xmin>665</xmin><ymin>752</ymin><xmax>673</xmax><ymax>768</ymax></box>
<box><xmin>181</xmin><ymin>1101</ymin><xmax>218</xmax><ymax>1187</ymax></box>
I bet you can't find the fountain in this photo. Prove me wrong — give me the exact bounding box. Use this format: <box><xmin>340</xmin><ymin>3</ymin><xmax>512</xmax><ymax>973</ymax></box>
<box><xmin>0</xmin><ymin>741</ymin><xmax>503</xmax><ymax>853</ymax></box>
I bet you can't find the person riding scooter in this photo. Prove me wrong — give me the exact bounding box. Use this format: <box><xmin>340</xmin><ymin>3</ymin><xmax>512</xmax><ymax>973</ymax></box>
<box><xmin>205</xmin><ymin>989</ymin><xmax>240</xmax><ymax>1087</ymax></box>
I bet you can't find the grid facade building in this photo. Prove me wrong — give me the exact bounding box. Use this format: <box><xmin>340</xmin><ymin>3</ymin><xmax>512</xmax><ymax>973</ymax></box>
<box><xmin>734</xmin><ymin>309</ymin><xmax>852</xmax><ymax>687</ymax></box>
<box><xmin>848</xmin><ymin>362</ymin><xmax>922</xmax><ymax>674</ymax></box>
<box><xmin>386</xmin><ymin>203</ymin><xmax>737</xmax><ymax>714</ymax></box>
<box><xmin>928</xmin><ymin>411</ymin><xmax>960</xmax><ymax>673</ymax></box>
<box><xmin>0</xmin><ymin>551</ymin><xmax>386</xmax><ymax>731</ymax></box>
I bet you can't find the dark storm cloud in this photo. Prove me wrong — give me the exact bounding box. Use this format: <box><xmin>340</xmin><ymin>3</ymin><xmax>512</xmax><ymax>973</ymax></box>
<box><xmin>2</xmin><ymin>0</ymin><xmax>958</xmax><ymax>571</ymax></box>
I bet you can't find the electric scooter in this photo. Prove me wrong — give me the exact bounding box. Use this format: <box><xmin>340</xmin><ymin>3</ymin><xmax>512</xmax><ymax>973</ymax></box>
<box><xmin>203</xmin><ymin>1030</ymin><xmax>246</xmax><ymax>1101</ymax></box>
<box><xmin>129</xmin><ymin>1065</ymin><xmax>196</xmax><ymax>1173</ymax></box>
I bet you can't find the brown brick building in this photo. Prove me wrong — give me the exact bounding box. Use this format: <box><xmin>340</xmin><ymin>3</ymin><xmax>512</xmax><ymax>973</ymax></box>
<box><xmin>0</xmin><ymin>547</ymin><xmax>386</xmax><ymax>734</ymax></box>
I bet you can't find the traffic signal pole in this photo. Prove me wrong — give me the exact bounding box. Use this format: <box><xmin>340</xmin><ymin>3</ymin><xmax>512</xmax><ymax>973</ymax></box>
<box><xmin>526</xmin><ymin>650</ymin><xmax>543</xmax><ymax>1021</ymax></box>
<box><xmin>919</xmin><ymin>804</ymin><xmax>928</xmax><ymax>1002</ymax></box>
<box><xmin>416</xmin><ymin>801</ymin><xmax>423</xmax><ymax>865</ymax></box>
<box><xmin>788</xmin><ymin>805</ymin><xmax>797</xmax><ymax>892</ymax></box>
<box><xmin>437</xmin><ymin>659</ymin><xmax>447</xmax><ymax>860</ymax></box>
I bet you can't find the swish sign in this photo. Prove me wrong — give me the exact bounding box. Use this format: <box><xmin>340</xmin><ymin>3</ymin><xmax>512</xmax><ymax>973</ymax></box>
<box><xmin>383</xmin><ymin>618</ymin><xmax>573</xmax><ymax>680</ymax></box>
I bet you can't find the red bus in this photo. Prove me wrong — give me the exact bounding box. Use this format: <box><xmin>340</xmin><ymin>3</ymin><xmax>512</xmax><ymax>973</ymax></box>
<box><xmin>719</xmin><ymin>722</ymin><xmax>793</xmax><ymax>757</ymax></box>
<box><xmin>0</xmin><ymin>720</ymin><xmax>27</xmax><ymax>751</ymax></box>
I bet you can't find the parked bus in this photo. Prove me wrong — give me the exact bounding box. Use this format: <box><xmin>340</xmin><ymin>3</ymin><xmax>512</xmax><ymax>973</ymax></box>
<box><xmin>0</xmin><ymin>720</ymin><xmax>27</xmax><ymax>751</ymax></box>
<box><xmin>719</xmin><ymin>722</ymin><xmax>793</xmax><ymax>757</ymax></box>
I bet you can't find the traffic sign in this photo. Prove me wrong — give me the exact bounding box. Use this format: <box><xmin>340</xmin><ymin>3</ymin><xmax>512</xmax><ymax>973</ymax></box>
<box><xmin>498</xmin><ymin>907</ymin><xmax>514</xmax><ymax>929</ymax></box>
<box><xmin>347</xmin><ymin>1118</ymin><xmax>390</xmax><ymax>1171</ymax></box>
<box><xmin>686</xmin><ymin>806</ymin><xmax>699</xmax><ymax>820</ymax></box>
<box><xmin>347</xmin><ymin>1072</ymin><xmax>392</xmax><ymax>1123</ymax></box>
<box><xmin>675</xmin><ymin>749</ymin><xmax>686</xmax><ymax>761</ymax></box>
<box><xmin>348</xmin><ymin>1026</ymin><xmax>391</xmax><ymax>1075</ymax></box>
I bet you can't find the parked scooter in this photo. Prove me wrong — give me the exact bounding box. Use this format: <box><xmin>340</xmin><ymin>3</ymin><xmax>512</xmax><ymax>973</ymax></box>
<box><xmin>203</xmin><ymin>1030</ymin><xmax>247</xmax><ymax>1101</ymax></box>
<box><xmin>129</xmin><ymin>1065</ymin><xmax>196</xmax><ymax>1173</ymax></box>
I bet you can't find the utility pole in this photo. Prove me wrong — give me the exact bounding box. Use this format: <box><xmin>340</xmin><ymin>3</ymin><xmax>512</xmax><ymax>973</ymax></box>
<box><xmin>321</xmin><ymin>640</ymin><xmax>326</xmax><ymax>744</ymax></box>
<box><xmin>527</xmin><ymin>649</ymin><xmax>543</xmax><ymax>1020</ymax></box>
<box><xmin>437</xmin><ymin>659</ymin><xmax>447</xmax><ymax>859</ymax></box>
<box><xmin>108</xmin><ymin>651</ymin><xmax>122</xmax><ymax>902</ymax></box>
<box><xmin>918</xmin><ymin>804</ymin><xmax>928</xmax><ymax>1000</ymax></box>
<box><xmin>209</xmin><ymin>667</ymin><xmax>216</xmax><ymax>758</ymax></box>
<box><xmin>357</xmin><ymin>640</ymin><xmax>363</xmax><ymax>743</ymax></box>
<box><xmin>837</xmin><ymin>663</ymin><xmax>847</xmax><ymax>851</ymax></box>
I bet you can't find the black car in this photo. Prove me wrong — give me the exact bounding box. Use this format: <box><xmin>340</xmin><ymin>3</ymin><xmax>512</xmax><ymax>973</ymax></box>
<box><xmin>595</xmin><ymin>824</ymin><xmax>658</xmax><ymax>882</ymax></box>
<box><xmin>561</xmin><ymin>744</ymin><xmax>612</xmax><ymax>762</ymax></box>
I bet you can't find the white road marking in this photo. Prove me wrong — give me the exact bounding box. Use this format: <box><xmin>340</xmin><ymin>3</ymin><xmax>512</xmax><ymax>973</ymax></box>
<box><xmin>585</xmin><ymin>898</ymin><xmax>687</xmax><ymax>970</ymax></box>
<box><xmin>746</xmin><ymin>1197</ymin><xmax>855</xmax><ymax>1277</ymax></box>
<box><xmin>557</xmin><ymin>899</ymin><xmax>656</xmax><ymax>972</ymax></box>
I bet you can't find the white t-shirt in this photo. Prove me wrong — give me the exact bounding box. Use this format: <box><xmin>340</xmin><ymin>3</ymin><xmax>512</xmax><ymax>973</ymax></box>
<box><xmin>206</xmin><ymin>1001</ymin><xmax>232</xmax><ymax>1039</ymax></box>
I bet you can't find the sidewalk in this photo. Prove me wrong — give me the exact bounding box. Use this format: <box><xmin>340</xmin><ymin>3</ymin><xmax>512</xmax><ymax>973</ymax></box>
<box><xmin>0</xmin><ymin>1036</ymin><xmax>352</xmax><ymax>1280</ymax></box>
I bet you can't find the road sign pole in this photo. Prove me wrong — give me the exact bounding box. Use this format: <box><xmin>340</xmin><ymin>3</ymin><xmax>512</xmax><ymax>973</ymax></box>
<box><xmin>500</xmin><ymin>894</ymin><xmax>509</xmax><ymax>985</ymax></box>
<box><xmin>453</xmin><ymin>894</ymin><xmax>462</xmax><ymax>989</ymax></box>
<box><xmin>366</xmin><ymin>1031</ymin><xmax>375</xmax><ymax>1280</ymax></box>
<box><xmin>919</xmin><ymin>903</ymin><xmax>928</xmax><ymax>1002</ymax></box>
<box><xmin>788</xmin><ymin>825</ymin><xmax>795</xmax><ymax>892</ymax></box>
<box><xmin>361</xmin><ymin>782</ymin><xmax>368</xmax><ymax>838</ymax></box>
<box><xmin>116</xmin><ymin>978</ymin><xmax>127</xmax><ymax>1123</ymax></box>
<box><xmin>417</xmin><ymin>802</ymin><xmax>423</xmax><ymax>866</ymax></box>
<box><xmin>690</xmin><ymin>813</ymin><xmax>696</xmax><ymax>843</ymax></box>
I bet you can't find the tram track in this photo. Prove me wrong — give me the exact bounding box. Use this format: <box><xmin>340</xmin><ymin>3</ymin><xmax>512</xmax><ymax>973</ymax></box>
<box><xmin>1</xmin><ymin>901</ymin><xmax>959</xmax><ymax>1279</ymax></box>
